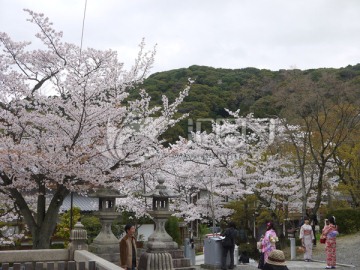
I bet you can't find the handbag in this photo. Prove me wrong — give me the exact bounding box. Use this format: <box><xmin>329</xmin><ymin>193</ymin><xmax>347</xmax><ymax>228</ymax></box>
<box><xmin>256</xmin><ymin>241</ymin><xmax>262</xmax><ymax>250</ymax></box>
<box><xmin>297</xmin><ymin>246</ymin><xmax>305</xmax><ymax>253</ymax></box>
<box><xmin>222</xmin><ymin>236</ymin><xmax>233</xmax><ymax>247</ymax></box>
<box><xmin>320</xmin><ymin>237</ymin><xmax>326</xmax><ymax>244</ymax></box>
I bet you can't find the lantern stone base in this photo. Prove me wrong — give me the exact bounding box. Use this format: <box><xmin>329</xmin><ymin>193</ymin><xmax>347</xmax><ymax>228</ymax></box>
<box><xmin>137</xmin><ymin>249</ymin><xmax>195</xmax><ymax>270</ymax></box>
<box><xmin>169</xmin><ymin>249</ymin><xmax>196</xmax><ymax>270</ymax></box>
<box><xmin>89</xmin><ymin>242</ymin><xmax>120</xmax><ymax>264</ymax></box>
<box><xmin>138</xmin><ymin>251</ymin><xmax>174</xmax><ymax>270</ymax></box>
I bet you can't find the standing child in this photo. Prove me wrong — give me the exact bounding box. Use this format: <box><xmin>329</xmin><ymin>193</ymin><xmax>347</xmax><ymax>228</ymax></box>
<box><xmin>299</xmin><ymin>216</ymin><xmax>315</xmax><ymax>262</ymax></box>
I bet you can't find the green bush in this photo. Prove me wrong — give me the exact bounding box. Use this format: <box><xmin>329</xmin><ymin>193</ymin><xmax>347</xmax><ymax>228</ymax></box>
<box><xmin>238</xmin><ymin>241</ymin><xmax>258</xmax><ymax>259</ymax></box>
<box><xmin>54</xmin><ymin>207</ymin><xmax>81</xmax><ymax>247</ymax></box>
<box><xmin>198</xmin><ymin>223</ymin><xmax>211</xmax><ymax>241</ymax></box>
<box><xmin>327</xmin><ymin>208</ymin><xmax>360</xmax><ymax>234</ymax></box>
<box><xmin>165</xmin><ymin>216</ymin><xmax>182</xmax><ymax>245</ymax></box>
<box><xmin>80</xmin><ymin>215</ymin><xmax>123</xmax><ymax>244</ymax></box>
<box><xmin>111</xmin><ymin>218</ymin><xmax>124</xmax><ymax>239</ymax></box>
<box><xmin>81</xmin><ymin>215</ymin><xmax>102</xmax><ymax>244</ymax></box>
<box><xmin>51</xmin><ymin>243</ymin><xmax>65</xmax><ymax>249</ymax></box>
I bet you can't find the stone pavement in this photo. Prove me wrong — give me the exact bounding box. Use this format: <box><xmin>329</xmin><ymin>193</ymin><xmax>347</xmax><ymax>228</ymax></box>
<box><xmin>193</xmin><ymin>254</ymin><xmax>356</xmax><ymax>269</ymax></box>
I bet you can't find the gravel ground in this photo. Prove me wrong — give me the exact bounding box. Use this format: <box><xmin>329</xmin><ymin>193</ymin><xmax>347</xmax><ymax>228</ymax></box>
<box><xmin>297</xmin><ymin>231</ymin><xmax>360</xmax><ymax>269</ymax></box>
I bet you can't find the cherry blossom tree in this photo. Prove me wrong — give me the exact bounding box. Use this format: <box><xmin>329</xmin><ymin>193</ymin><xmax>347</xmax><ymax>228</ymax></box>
<box><xmin>0</xmin><ymin>10</ymin><xmax>188</xmax><ymax>248</ymax></box>
<box><xmin>157</xmin><ymin>113</ymin><xmax>278</xmax><ymax>223</ymax></box>
<box><xmin>158</xmin><ymin>112</ymin><xmax>314</xmax><ymax>235</ymax></box>
<box><xmin>118</xmin><ymin>110</ymin><xmax>330</xmax><ymax>237</ymax></box>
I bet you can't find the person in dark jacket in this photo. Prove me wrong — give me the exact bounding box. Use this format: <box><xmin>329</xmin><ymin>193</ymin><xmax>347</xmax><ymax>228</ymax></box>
<box><xmin>263</xmin><ymin>249</ymin><xmax>289</xmax><ymax>270</ymax></box>
<box><xmin>221</xmin><ymin>221</ymin><xmax>238</xmax><ymax>270</ymax></box>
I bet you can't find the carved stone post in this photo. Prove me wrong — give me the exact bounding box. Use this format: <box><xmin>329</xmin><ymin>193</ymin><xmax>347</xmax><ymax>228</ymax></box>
<box><xmin>68</xmin><ymin>221</ymin><xmax>88</xmax><ymax>260</ymax></box>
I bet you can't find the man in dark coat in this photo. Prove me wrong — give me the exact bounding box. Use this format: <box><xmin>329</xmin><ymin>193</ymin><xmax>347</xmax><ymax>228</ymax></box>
<box><xmin>221</xmin><ymin>221</ymin><xmax>238</xmax><ymax>270</ymax></box>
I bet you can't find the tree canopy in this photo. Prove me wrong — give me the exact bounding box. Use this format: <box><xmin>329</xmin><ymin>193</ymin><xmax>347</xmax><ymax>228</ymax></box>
<box><xmin>0</xmin><ymin>10</ymin><xmax>188</xmax><ymax>248</ymax></box>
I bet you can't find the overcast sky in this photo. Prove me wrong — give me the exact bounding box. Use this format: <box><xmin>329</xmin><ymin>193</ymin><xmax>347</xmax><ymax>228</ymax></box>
<box><xmin>1</xmin><ymin>0</ymin><xmax>360</xmax><ymax>74</ymax></box>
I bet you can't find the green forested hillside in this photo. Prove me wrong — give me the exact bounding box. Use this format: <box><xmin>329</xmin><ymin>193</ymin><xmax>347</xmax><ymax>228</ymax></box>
<box><xmin>131</xmin><ymin>64</ymin><xmax>360</xmax><ymax>144</ymax></box>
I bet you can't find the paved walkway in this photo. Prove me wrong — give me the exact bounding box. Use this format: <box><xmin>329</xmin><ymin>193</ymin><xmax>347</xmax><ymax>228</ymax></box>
<box><xmin>194</xmin><ymin>254</ymin><xmax>356</xmax><ymax>269</ymax></box>
<box><xmin>193</xmin><ymin>232</ymin><xmax>360</xmax><ymax>269</ymax></box>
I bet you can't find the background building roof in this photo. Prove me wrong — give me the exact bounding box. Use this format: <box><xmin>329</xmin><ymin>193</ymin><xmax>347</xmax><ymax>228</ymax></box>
<box><xmin>60</xmin><ymin>193</ymin><xmax>98</xmax><ymax>212</ymax></box>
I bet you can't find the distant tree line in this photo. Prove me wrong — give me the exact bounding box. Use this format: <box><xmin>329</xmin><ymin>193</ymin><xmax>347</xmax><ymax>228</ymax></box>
<box><xmin>132</xmin><ymin>64</ymin><xmax>360</xmax><ymax>145</ymax></box>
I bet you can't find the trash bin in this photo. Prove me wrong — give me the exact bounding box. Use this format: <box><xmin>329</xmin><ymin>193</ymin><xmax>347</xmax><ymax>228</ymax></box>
<box><xmin>184</xmin><ymin>238</ymin><xmax>196</xmax><ymax>265</ymax></box>
<box><xmin>203</xmin><ymin>237</ymin><xmax>234</xmax><ymax>267</ymax></box>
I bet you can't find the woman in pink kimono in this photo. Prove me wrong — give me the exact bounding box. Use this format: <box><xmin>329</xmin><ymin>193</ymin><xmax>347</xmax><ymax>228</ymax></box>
<box><xmin>261</xmin><ymin>222</ymin><xmax>278</xmax><ymax>264</ymax></box>
<box><xmin>299</xmin><ymin>216</ymin><xmax>315</xmax><ymax>262</ymax></box>
<box><xmin>321</xmin><ymin>216</ymin><xmax>338</xmax><ymax>269</ymax></box>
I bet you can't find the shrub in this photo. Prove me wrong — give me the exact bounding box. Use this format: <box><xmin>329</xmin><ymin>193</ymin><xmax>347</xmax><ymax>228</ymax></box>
<box><xmin>327</xmin><ymin>208</ymin><xmax>360</xmax><ymax>234</ymax></box>
<box><xmin>54</xmin><ymin>207</ymin><xmax>81</xmax><ymax>247</ymax></box>
<box><xmin>238</xmin><ymin>241</ymin><xmax>258</xmax><ymax>259</ymax></box>
<box><xmin>51</xmin><ymin>243</ymin><xmax>65</xmax><ymax>249</ymax></box>
<box><xmin>198</xmin><ymin>223</ymin><xmax>211</xmax><ymax>241</ymax></box>
<box><xmin>80</xmin><ymin>215</ymin><xmax>102</xmax><ymax>244</ymax></box>
<box><xmin>111</xmin><ymin>218</ymin><xmax>123</xmax><ymax>239</ymax></box>
<box><xmin>165</xmin><ymin>216</ymin><xmax>182</xmax><ymax>245</ymax></box>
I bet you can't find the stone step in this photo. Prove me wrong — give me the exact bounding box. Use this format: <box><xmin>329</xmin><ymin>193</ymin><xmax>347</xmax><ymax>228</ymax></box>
<box><xmin>173</xmin><ymin>257</ymin><xmax>191</xmax><ymax>268</ymax></box>
<box><xmin>169</xmin><ymin>249</ymin><xmax>186</xmax><ymax>258</ymax></box>
<box><xmin>174</xmin><ymin>267</ymin><xmax>197</xmax><ymax>270</ymax></box>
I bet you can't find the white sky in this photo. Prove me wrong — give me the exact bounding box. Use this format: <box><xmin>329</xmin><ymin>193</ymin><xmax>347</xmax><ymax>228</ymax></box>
<box><xmin>1</xmin><ymin>0</ymin><xmax>360</xmax><ymax>74</ymax></box>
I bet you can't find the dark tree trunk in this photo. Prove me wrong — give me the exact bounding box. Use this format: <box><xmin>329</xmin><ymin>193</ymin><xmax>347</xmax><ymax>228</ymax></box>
<box><xmin>9</xmin><ymin>183</ymin><xmax>70</xmax><ymax>249</ymax></box>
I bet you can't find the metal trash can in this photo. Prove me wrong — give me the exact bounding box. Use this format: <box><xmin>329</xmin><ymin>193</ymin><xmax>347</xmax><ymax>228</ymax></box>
<box><xmin>184</xmin><ymin>238</ymin><xmax>196</xmax><ymax>265</ymax></box>
<box><xmin>203</xmin><ymin>237</ymin><xmax>234</xmax><ymax>267</ymax></box>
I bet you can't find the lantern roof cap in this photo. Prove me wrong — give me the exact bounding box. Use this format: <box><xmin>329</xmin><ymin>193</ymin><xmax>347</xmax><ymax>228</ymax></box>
<box><xmin>142</xmin><ymin>178</ymin><xmax>179</xmax><ymax>198</ymax></box>
<box><xmin>88</xmin><ymin>187</ymin><xmax>127</xmax><ymax>198</ymax></box>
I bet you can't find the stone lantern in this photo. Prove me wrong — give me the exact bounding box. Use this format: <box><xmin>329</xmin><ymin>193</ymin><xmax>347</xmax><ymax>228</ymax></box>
<box><xmin>143</xmin><ymin>178</ymin><xmax>179</xmax><ymax>252</ymax></box>
<box><xmin>88</xmin><ymin>187</ymin><xmax>126</xmax><ymax>263</ymax></box>
<box><xmin>138</xmin><ymin>177</ymin><xmax>193</xmax><ymax>270</ymax></box>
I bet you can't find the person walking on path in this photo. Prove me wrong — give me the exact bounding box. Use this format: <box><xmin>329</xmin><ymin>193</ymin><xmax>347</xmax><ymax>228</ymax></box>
<box><xmin>220</xmin><ymin>221</ymin><xmax>238</xmax><ymax>270</ymax></box>
<box><xmin>299</xmin><ymin>216</ymin><xmax>315</xmax><ymax>262</ymax></box>
<box><xmin>321</xmin><ymin>216</ymin><xmax>339</xmax><ymax>269</ymax></box>
<box><xmin>120</xmin><ymin>223</ymin><xmax>137</xmax><ymax>270</ymax></box>
<box><xmin>259</xmin><ymin>222</ymin><xmax>278</xmax><ymax>269</ymax></box>
<box><xmin>263</xmin><ymin>249</ymin><xmax>289</xmax><ymax>270</ymax></box>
